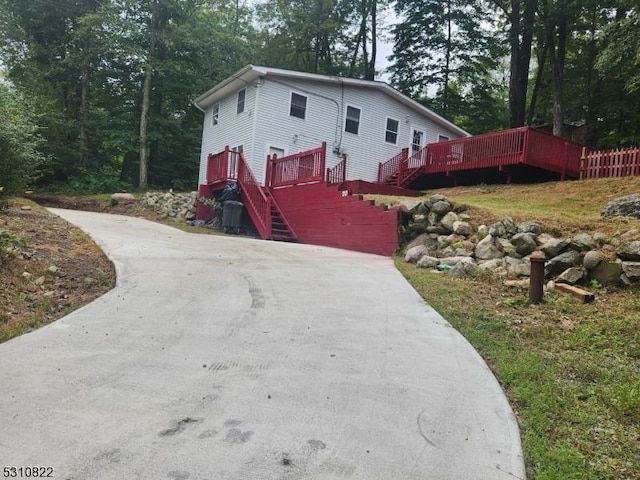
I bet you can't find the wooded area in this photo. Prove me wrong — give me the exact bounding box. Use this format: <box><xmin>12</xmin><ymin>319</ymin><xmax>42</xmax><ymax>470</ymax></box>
<box><xmin>0</xmin><ymin>0</ymin><xmax>638</xmax><ymax>194</ymax></box>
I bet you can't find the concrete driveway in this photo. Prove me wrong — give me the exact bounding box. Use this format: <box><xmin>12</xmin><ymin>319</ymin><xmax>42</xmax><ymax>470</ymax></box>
<box><xmin>0</xmin><ymin>209</ymin><xmax>525</xmax><ymax>480</ymax></box>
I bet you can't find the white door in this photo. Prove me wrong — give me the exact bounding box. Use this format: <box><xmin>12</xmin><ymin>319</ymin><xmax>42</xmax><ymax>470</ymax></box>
<box><xmin>409</xmin><ymin>127</ymin><xmax>426</xmax><ymax>167</ymax></box>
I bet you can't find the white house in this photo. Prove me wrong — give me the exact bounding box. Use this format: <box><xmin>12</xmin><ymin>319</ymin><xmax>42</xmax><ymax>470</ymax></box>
<box><xmin>193</xmin><ymin>65</ymin><xmax>470</xmax><ymax>185</ymax></box>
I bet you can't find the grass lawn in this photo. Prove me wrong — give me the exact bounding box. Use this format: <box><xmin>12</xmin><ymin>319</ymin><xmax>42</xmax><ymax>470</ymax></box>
<box><xmin>392</xmin><ymin>177</ymin><xmax>640</xmax><ymax>479</ymax></box>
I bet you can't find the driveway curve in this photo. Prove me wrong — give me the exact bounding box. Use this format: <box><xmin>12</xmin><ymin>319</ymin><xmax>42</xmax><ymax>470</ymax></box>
<box><xmin>0</xmin><ymin>209</ymin><xmax>525</xmax><ymax>480</ymax></box>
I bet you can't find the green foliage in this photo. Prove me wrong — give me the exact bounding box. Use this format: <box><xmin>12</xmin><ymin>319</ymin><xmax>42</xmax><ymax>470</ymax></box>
<box><xmin>0</xmin><ymin>227</ymin><xmax>24</xmax><ymax>262</ymax></box>
<box><xmin>0</xmin><ymin>83</ymin><xmax>46</xmax><ymax>195</ymax></box>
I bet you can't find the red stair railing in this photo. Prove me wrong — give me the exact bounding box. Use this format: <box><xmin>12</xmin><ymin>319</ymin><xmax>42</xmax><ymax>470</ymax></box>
<box><xmin>377</xmin><ymin>148</ymin><xmax>409</xmax><ymax>184</ymax></box>
<box><xmin>326</xmin><ymin>154</ymin><xmax>347</xmax><ymax>185</ymax></box>
<box><xmin>234</xmin><ymin>150</ymin><xmax>272</xmax><ymax>239</ymax></box>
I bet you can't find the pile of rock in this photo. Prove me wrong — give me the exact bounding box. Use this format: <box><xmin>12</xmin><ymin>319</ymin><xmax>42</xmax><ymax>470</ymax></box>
<box><xmin>402</xmin><ymin>194</ymin><xmax>640</xmax><ymax>287</ymax></box>
<box><xmin>140</xmin><ymin>191</ymin><xmax>197</xmax><ymax>221</ymax></box>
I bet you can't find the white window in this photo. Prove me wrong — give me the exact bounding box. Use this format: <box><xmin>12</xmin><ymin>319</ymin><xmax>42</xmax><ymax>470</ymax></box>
<box><xmin>345</xmin><ymin>106</ymin><xmax>360</xmax><ymax>134</ymax></box>
<box><xmin>212</xmin><ymin>103</ymin><xmax>220</xmax><ymax>125</ymax></box>
<box><xmin>385</xmin><ymin>118</ymin><xmax>399</xmax><ymax>144</ymax></box>
<box><xmin>438</xmin><ymin>134</ymin><xmax>450</xmax><ymax>142</ymax></box>
<box><xmin>237</xmin><ymin>88</ymin><xmax>246</xmax><ymax>114</ymax></box>
<box><xmin>289</xmin><ymin>92</ymin><xmax>307</xmax><ymax>119</ymax></box>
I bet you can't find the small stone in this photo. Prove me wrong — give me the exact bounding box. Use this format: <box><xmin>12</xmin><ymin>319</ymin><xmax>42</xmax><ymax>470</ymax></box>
<box><xmin>510</xmin><ymin>233</ymin><xmax>537</xmax><ymax>256</ymax></box>
<box><xmin>431</xmin><ymin>200</ymin><xmax>452</xmax><ymax>216</ymax></box>
<box><xmin>475</xmin><ymin>235</ymin><xmax>504</xmax><ymax>260</ymax></box>
<box><xmin>21</xmin><ymin>272</ymin><xmax>32</xmax><ymax>280</ymax></box>
<box><xmin>501</xmin><ymin>217</ymin><xmax>518</xmax><ymax>235</ymax></box>
<box><xmin>47</xmin><ymin>265</ymin><xmax>59</xmax><ymax>274</ymax></box>
<box><xmin>20</xmin><ymin>205</ymin><xmax>32</xmax><ymax>211</ymax></box>
<box><xmin>84</xmin><ymin>277</ymin><xmax>96</xmax><ymax>286</ymax></box>
<box><xmin>540</xmin><ymin>238</ymin><xmax>570</xmax><ymax>258</ymax></box>
<box><xmin>452</xmin><ymin>221</ymin><xmax>473</xmax><ymax>236</ymax></box>
<box><xmin>35</xmin><ymin>276</ymin><xmax>45</xmax><ymax>286</ymax></box>
<box><xmin>621</xmin><ymin>261</ymin><xmax>640</xmax><ymax>280</ymax></box>
<box><xmin>111</xmin><ymin>192</ymin><xmax>136</xmax><ymax>201</ymax></box>
<box><xmin>616</xmin><ymin>241</ymin><xmax>640</xmax><ymax>261</ymax></box>
<box><xmin>43</xmin><ymin>291</ymin><xmax>55</xmax><ymax>297</ymax></box>
<box><xmin>449</xmin><ymin>260</ymin><xmax>479</xmax><ymax>278</ymax></box>
<box><xmin>440</xmin><ymin>211</ymin><xmax>459</xmax><ymax>232</ymax></box>
<box><xmin>546</xmin><ymin>250</ymin><xmax>582</xmax><ymax>275</ymax></box>
<box><xmin>570</xmin><ymin>233</ymin><xmax>596</xmax><ymax>251</ymax></box>
<box><xmin>489</xmin><ymin>222</ymin><xmax>506</xmax><ymax>238</ymax></box>
<box><xmin>477</xmin><ymin>225</ymin><xmax>489</xmax><ymax>238</ymax></box>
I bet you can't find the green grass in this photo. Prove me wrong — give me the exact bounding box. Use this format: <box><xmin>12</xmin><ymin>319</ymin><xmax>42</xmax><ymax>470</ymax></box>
<box><xmin>395</xmin><ymin>260</ymin><xmax>640</xmax><ymax>479</ymax></box>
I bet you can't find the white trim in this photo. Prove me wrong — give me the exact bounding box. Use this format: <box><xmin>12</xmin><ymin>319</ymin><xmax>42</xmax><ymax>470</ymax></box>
<box><xmin>344</xmin><ymin>104</ymin><xmax>362</xmax><ymax>135</ymax></box>
<box><xmin>385</xmin><ymin>117</ymin><xmax>400</xmax><ymax>145</ymax></box>
<box><xmin>266</xmin><ymin>144</ymin><xmax>287</xmax><ymax>159</ymax></box>
<box><xmin>288</xmin><ymin>90</ymin><xmax>308</xmax><ymax>120</ymax></box>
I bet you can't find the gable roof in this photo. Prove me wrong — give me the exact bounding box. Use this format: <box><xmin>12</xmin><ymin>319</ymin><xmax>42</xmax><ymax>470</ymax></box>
<box><xmin>193</xmin><ymin>65</ymin><xmax>470</xmax><ymax>138</ymax></box>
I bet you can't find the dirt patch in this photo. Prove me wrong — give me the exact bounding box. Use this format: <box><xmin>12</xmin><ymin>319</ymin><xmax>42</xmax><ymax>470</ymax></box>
<box><xmin>0</xmin><ymin>199</ymin><xmax>117</xmax><ymax>342</ymax></box>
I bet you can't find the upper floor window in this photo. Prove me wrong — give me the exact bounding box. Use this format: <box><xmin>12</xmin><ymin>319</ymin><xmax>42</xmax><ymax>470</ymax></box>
<box><xmin>289</xmin><ymin>92</ymin><xmax>307</xmax><ymax>119</ymax></box>
<box><xmin>438</xmin><ymin>134</ymin><xmax>450</xmax><ymax>142</ymax></box>
<box><xmin>212</xmin><ymin>103</ymin><xmax>220</xmax><ymax>125</ymax></box>
<box><xmin>237</xmin><ymin>88</ymin><xmax>246</xmax><ymax>114</ymax></box>
<box><xmin>345</xmin><ymin>106</ymin><xmax>360</xmax><ymax>134</ymax></box>
<box><xmin>385</xmin><ymin>118</ymin><xmax>399</xmax><ymax>144</ymax></box>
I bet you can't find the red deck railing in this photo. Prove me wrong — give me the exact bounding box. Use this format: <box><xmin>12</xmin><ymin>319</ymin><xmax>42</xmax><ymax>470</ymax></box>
<box><xmin>326</xmin><ymin>154</ymin><xmax>347</xmax><ymax>185</ymax></box>
<box><xmin>581</xmin><ymin>147</ymin><xmax>640</xmax><ymax>179</ymax></box>
<box><xmin>206</xmin><ymin>146</ymin><xmax>239</xmax><ymax>184</ymax></box>
<box><xmin>377</xmin><ymin>148</ymin><xmax>409</xmax><ymax>184</ymax></box>
<box><xmin>267</xmin><ymin>142</ymin><xmax>327</xmax><ymax>188</ymax></box>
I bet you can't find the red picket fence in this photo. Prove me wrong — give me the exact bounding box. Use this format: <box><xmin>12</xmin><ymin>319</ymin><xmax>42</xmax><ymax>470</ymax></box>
<box><xmin>266</xmin><ymin>142</ymin><xmax>327</xmax><ymax>188</ymax></box>
<box><xmin>581</xmin><ymin>147</ymin><xmax>640</xmax><ymax>179</ymax></box>
<box><xmin>326</xmin><ymin>154</ymin><xmax>347</xmax><ymax>185</ymax></box>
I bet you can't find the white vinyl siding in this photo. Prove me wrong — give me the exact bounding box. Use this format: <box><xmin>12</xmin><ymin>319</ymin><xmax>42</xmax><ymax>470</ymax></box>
<box><xmin>385</xmin><ymin>118</ymin><xmax>399</xmax><ymax>144</ymax></box>
<box><xmin>198</xmin><ymin>86</ymin><xmax>257</xmax><ymax>184</ymax></box>
<box><xmin>199</xmin><ymin>75</ymin><xmax>466</xmax><ymax>185</ymax></box>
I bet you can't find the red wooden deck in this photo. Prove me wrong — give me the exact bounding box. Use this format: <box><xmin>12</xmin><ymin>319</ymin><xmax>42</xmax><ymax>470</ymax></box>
<box><xmin>378</xmin><ymin>127</ymin><xmax>584</xmax><ymax>188</ymax></box>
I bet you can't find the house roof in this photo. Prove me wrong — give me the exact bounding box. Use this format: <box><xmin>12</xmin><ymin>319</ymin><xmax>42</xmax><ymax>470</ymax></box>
<box><xmin>193</xmin><ymin>65</ymin><xmax>471</xmax><ymax>138</ymax></box>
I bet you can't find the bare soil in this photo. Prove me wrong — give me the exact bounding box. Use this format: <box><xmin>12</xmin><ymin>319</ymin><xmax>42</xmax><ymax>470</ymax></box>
<box><xmin>0</xmin><ymin>195</ymin><xmax>157</xmax><ymax>343</ymax></box>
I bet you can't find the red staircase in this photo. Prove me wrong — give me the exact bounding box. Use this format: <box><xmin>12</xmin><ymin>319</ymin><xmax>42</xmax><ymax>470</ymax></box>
<box><xmin>197</xmin><ymin>144</ymin><xmax>400</xmax><ymax>256</ymax></box>
<box><xmin>200</xmin><ymin>146</ymin><xmax>297</xmax><ymax>241</ymax></box>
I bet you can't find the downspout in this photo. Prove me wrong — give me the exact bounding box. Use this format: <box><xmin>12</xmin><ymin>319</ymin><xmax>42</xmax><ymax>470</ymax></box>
<box><xmin>251</xmin><ymin>76</ymin><xmax>263</xmax><ymax>184</ymax></box>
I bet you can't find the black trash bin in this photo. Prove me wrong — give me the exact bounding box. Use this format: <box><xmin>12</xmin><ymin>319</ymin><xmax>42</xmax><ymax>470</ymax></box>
<box><xmin>222</xmin><ymin>200</ymin><xmax>243</xmax><ymax>233</ymax></box>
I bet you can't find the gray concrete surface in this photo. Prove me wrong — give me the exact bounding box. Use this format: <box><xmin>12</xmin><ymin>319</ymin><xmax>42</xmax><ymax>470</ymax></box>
<box><xmin>0</xmin><ymin>209</ymin><xmax>525</xmax><ymax>479</ymax></box>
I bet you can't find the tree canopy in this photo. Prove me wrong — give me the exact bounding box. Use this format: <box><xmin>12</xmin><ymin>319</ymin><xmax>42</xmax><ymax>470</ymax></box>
<box><xmin>0</xmin><ymin>0</ymin><xmax>638</xmax><ymax>194</ymax></box>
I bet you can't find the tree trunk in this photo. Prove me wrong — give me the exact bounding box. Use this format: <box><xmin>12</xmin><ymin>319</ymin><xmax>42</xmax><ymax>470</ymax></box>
<box><xmin>527</xmin><ymin>45</ymin><xmax>547</xmax><ymax>125</ymax></box>
<box><xmin>138</xmin><ymin>0</ymin><xmax>159</xmax><ymax>191</ymax></box>
<box><xmin>365</xmin><ymin>0</ymin><xmax>376</xmax><ymax>80</ymax></box>
<box><xmin>443</xmin><ymin>0</ymin><xmax>452</xmax><ymax>114</ymax></box>
<box><xmin>79</xmin><ymin>61</ymin><xmax>90</xmax><ymax>167</ymax></box>
<box><xmin>509</xmin><ymin>0</ymin><xmax>537</xmax><ymax>127</ymax></box>
<box><xmin>546</xmin><ymin>3</ymin><xmax>567</xmax><ymax>137</ymax></box>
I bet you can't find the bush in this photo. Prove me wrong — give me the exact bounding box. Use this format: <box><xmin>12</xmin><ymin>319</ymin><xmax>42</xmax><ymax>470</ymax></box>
<box><xmin>0</xmin><ymin>227</ymin><xmax>25</xmax><ymax>264</ymax></box>
<box><xmin>0</xmin><ymin>83</ymin><xmax>46</xmax><ymax>196</ymax></box>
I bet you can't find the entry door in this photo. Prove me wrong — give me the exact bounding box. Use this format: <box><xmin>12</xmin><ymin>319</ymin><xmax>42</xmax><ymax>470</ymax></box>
<box><xmin>409</xmin><ymin>128</ymin><xmax>426</xmax><ymax>167</ymax></box>
<box><xmin>267</xmin><ymin>146</ymin><xmax>286</xmax><ymax>186</ymax></box>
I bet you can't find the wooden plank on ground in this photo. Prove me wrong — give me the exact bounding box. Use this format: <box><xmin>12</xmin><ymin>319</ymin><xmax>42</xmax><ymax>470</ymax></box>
<box><xmin>556</xmin><ymin>283</ymin><xmax>595</xmax><ymax>303</ymax></box>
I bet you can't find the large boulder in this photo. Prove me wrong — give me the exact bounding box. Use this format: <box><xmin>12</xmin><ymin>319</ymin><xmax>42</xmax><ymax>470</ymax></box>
<box><xmin>405</xmin><ymin>245</ymin><xmax>429</xmax><ymax>263</ymax></box>
<box><xmin>518</xmin><ymin>221</ymin><xmax>542</xmax><ymax>235</ymax></box>
<box><xmin>449</xmin><ymin>259</ymin><xmax>479</xmax><ymax>279</ymax></box>
<box><xmin>621</xmin><ymin>262</ymin><xmax>640</xmax><ymax>281</ymax></box>
<box><xmin>416</xmin><ymin>255</ymin><xmax>441</xmax><ymax>269</ymax></box>
<box><xmin>431</xmin><ymin>200</ymin><xmax>453</xmax><ymax>216</ymax></box>
<box><xmin>602</xmin><ymin>194</ymin><xmax>640</xmax><ymax>219</ymax></box>
<box><xmin>440</xmin><ymin>211</ymin><xmax>459</xmax><ymax>232</ymax></box>
<box><xmin>590</xmin><ymin>260</ymin><xmax>623</xmax><ymax>286</ymax></box>
<box><xmin>489</xmin><ymin>222</ymin><xmax>506</xmax><ymax>238</ymax></box>
<box><xmin>452</xmin><ymin>220</ymin><xmax>473</xmax><ymax>236</ymax></box>
<box><xmin>582</xmin><ymin>250</ymin><xmax>603</xmax><ymax>270</ymax></box>
<box><xmin>546</xmin><ymin>250</ymin><xmax>582</xmax><ymax>275</ymax></box>
<box><xmin>510</xmin><ymin>232</ymin><xmax>537</xmax><ymax>256</ymax></box>
<box><xmin>556</xmin><ymin>267</ymin><xmax>585</xmax><ymax>284</ymax></box>
<box><xmin>540</xmin><ymin>238</ymin><xmax>570</xmax><ymax>258</ymax></box>
<box><xmin>501</xmin><ymin>217</ymin><xmax>518</xmax><ymax>236</ymax></box>
<box><xmin>616</xmin><ymin>241</ymin><xmax>640</xmax><ymax>261</ymax></box>
<box><xmin>475</xmin><ymin>235</ymin><xmax>504</xmax><ymax>260</ymax></box>
<box><xmin>570</xmin><ymin>233</ymin><xmax>596</xmax><ymax>252</ymax></box>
